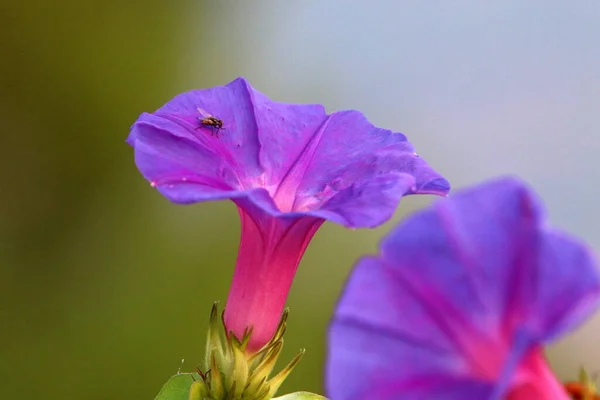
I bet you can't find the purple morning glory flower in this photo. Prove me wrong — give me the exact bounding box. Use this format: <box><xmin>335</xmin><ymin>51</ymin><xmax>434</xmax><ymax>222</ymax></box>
<box><xmin>127</xmin><ymin>77</ymin><xmax>450</xmax><ymax>352</ymax></box>
<box><xmin>327</xmin><ymin>177</ymin><xmax>600</xmax><ymax>400</ymax></box>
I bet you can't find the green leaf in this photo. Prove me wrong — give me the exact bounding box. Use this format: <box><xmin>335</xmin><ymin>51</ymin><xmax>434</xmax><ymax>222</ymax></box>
<box><xmin>272</xmin><ymin>392</ymin><xmax>329</xmax><ymax>400</ymax></box>
<box><xmin>154</xmin><ymin>373</ymin><xmax>195</xmax><ymax>400</ymax></box>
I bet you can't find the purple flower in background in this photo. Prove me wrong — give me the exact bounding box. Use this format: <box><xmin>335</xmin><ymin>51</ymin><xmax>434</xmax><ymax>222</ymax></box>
<box><xmin>327</xmin><ymin>177</ymin><xmax>600</xmax><ymax>400</ymax></box>
<box><xmin>127</xmin><ymin>77</ymin><xmax>450</xmax><ymax>352</ymax></box>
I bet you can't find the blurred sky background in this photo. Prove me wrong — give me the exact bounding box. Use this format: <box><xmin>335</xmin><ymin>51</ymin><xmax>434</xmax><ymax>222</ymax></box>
<box><xmin>1</xmin><ymin>1</ymin><xmax>599</xmax><ymax>399</ymax></box>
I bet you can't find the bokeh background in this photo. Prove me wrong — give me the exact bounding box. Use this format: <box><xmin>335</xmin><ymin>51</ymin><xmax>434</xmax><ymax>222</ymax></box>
<box><xmin>2</xmin><ymin>1</ymin><xmax>599</xmax><ymax>398</ymax></box>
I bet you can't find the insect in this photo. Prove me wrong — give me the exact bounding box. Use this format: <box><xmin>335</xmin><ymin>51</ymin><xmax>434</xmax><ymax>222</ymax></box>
<box><xmin>196</xmin><ymin>107</ymin><xmax>225</xmax><ymax>137</ymax></box>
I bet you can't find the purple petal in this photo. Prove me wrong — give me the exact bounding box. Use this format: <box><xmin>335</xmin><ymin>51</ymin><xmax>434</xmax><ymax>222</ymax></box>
<box><xmin>328</xmin><ymin>255</ymin><xmax>500</xmax><ymax>400</ymax></box>
<box><xmin>532</xmin><ymin>229</ymin><xmax>600</xmax><ymax>342</ymax></box>
<box><xmin>128</xmin><ymin>77</ymin><xmax>450</xmax><ymax>229</ymax></box>
<box><xmin>327</xmin><ymin>176</ymin><xmax>600</xmax><ymax>399</ymax></box>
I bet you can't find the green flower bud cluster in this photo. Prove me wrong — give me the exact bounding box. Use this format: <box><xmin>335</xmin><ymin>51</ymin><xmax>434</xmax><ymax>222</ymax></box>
<box><xmin>189</xmin><ymin>303</ymin><xmax>304</xmax><ymax>400</ymax></box>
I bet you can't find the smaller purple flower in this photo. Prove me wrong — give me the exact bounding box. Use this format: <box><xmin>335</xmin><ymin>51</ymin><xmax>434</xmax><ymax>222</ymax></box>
<box><xmin>127</xmin><ymin>77</ymin><xmax>449</xmax><ymax>352</ymax></box>
<box><xmin>327</xmin><ymin>177</ymin><xmax>600</xmax><ymax>400</ymax></box>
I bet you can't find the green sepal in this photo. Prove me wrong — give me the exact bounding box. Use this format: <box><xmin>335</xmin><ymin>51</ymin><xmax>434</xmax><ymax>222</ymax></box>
<box><xmin>272</xmin><ymin>392</ymin><xmax>329</xmax><ymax>400</ymax></box>
<box><xmin>155</xmin><ymin>304</ymin><xmax>310</xmax><ymax>400</ymax></box>
<box><xmin>189</xmin><ymin>380</ymin><xmax>210</xmax><ymax>400</ymax></box>
<box><xmin>266</xmin><ymin>349</ymin><xmax>305</xmax><ymax>398</ymax></box>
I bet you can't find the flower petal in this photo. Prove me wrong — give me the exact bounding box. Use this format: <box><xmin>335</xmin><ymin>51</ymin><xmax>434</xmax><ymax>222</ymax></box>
<box><xmin>532</xmin><ymin>229</ymin><xmax>600</xmax><ymax>342</ymax></box>
<box><xmin>285</xmin><ymin>110</ymin><xmax>449</xmax><ymax>225</ymax></box>
<box><xmin>128</xmin><ymin>77</ymin><xmax>450</xmax><ymax>229</ymax></box>
<box><xmin>327</xmin><ymin>176</ymin><xmax>600</xmax><ymax>399</ymax></box>
<box><xmin>328</xmin><ymin>256</ymin><xmax>494</xmax><ymax>400</ymax></box>
<box><xmin>317</xmin><ymin>172</ymin><xmax>417</xmax><ymax>228</ymax></box>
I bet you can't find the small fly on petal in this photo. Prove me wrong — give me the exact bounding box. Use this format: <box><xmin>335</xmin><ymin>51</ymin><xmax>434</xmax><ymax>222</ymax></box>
<box><xmin>196</xmin><ymin>107</ymin><xmax>225</xmax><ymax>137</ymax></box>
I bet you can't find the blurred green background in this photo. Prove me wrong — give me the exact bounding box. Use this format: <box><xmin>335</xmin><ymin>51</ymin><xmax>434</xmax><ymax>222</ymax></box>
<box><xmin>2</xmin><ymin>1</ymin><xmax>599</xmax><ymax>399</ymax></box>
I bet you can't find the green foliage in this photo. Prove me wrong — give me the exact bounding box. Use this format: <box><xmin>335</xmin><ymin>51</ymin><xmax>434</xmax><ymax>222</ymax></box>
<box><xmin>155</xmin><ymin>374</ymin><xmax>195</xmax><ymax>400</ymax></box>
